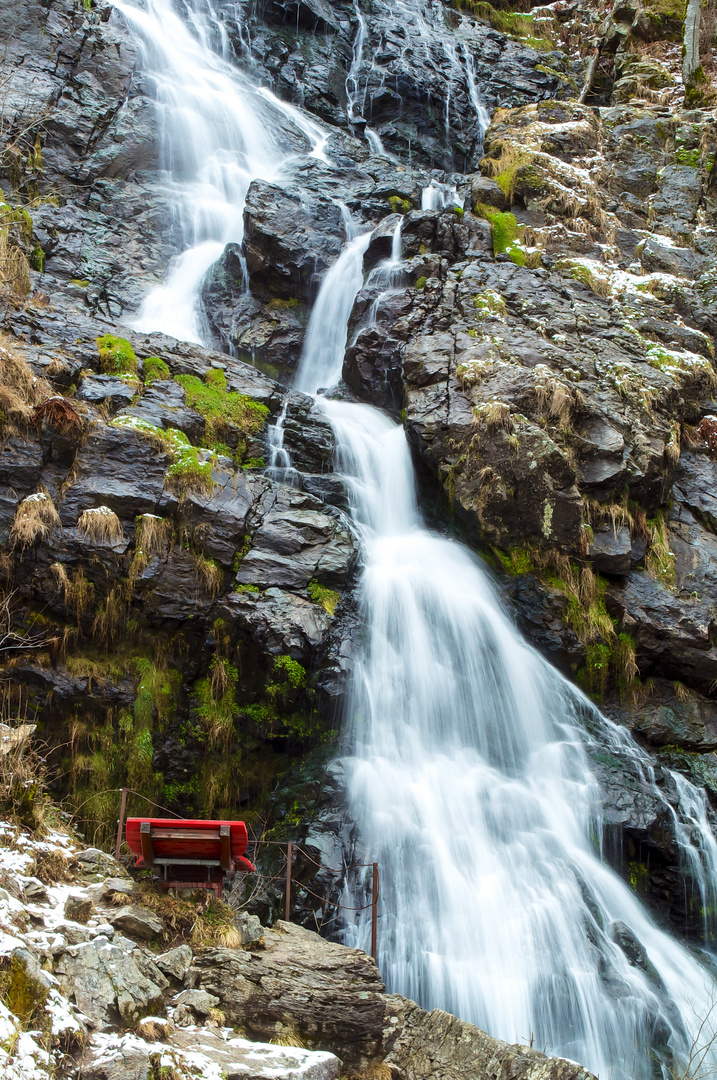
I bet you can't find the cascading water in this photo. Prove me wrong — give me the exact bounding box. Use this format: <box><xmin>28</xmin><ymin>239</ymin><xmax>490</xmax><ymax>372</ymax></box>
<box><xmin>115</xmin><ymin>2</ymin><xmax>717</xmax><ymax>1078</ymax></box>
<box><xmin>296</xmin><ymin>236</ymin><xmax>717</xmax><ymax>1080</ymax></box>
<box><xmin>113</xmin><ymin>0</ymin><xmax>328</xmax><ymax>344</ymax></box>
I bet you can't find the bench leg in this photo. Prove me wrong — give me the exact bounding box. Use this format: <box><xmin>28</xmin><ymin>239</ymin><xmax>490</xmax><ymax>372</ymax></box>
<box><xmin>140</xmin><ymin>822</ymin><xmax>154</xmax><ymax>867</ymax></box>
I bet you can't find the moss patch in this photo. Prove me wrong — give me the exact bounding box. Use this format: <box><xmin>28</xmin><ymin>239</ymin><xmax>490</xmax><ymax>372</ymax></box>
<box><xmin>143</xmin><ymin>356</ymin><xmax>171</xmax><ymax>384</ymax></box>
<box><xmin>307</xmin><ymin>580</ymin><xmax>340</xmax><ymax>616</ymax></box>
<box><xmin>174</xmin><ymin>369</ymin><xmax>269</xmax><ymax>462</ymax></box>
<box><xmin>97</xmin><ymin>334</ymin><xmax>138</xmax><ymax>376</ymax></box>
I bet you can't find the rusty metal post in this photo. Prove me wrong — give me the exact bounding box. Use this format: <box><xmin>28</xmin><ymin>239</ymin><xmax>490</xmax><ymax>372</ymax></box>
<box><xmin>285</xmin><ymin>841</ymin><xmax>292</xmax><ymax>922</ymax></box>
<box><xmin>114</xmin><ymin>787</ymin><xmax>128</xmax><ymax>861</ymax></box>
<box><xmin>371</xmin><ymin>862</ymin><xmax>379</xmax><ymax>962</ymax></box>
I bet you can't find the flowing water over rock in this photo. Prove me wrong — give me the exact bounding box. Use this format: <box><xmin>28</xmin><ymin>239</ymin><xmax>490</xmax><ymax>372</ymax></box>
<box><xmin>116</xmin><ymin>1</ymin><xmax>717</xmax><ymax>1077</ymax></box>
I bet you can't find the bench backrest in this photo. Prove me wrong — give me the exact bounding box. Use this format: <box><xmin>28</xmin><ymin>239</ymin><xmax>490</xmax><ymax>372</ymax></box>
<box><xmin>125</xmin><ymin>817</ymin><xmax>249</xmax><ymax>861</ymax></box>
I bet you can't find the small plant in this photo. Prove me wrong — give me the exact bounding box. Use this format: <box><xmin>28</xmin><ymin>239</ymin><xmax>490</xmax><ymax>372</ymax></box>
<box><xmin>194</xmin><ymin>554</ymin><xmax>223</xmax><ymax>598</ymax></box>
<box><xmin>0</xmin><ymin>338</ymin><xmax>50</xmax><ymax>431</ymax></box>
<box><xmin>646</xmin><ymin>512</ymin><xmax>675</xmax><ymax>588</ymax></box>
<box><xmin>91</xmin><ymin>585</ymin><xmax>127</xmax><ymax>647</ymax></box>
<box><xmin>473</xmin><ymin>399</ymin><xmax>512</xmax><ymax>432</ymax></box>
<box><xmin>77</xmin><ymin>505</ymin><xmax>123</xmax><ymax>544</ymax></box>
<box><xmin>307</xmin><ymin>580</ymin><xmax>340</xmax><ymax>615</ymax></box>
<box><xmin>10</xmin><ymin>491</ymin><xmax>61</xmax><ymax>549</ymax></box>
<box><xmin>196</xmin><ymin>657</ymin><xmax>239</xmax><ymax>747</ymax></box>
<box><xmin>131</xmin><ymin>514</ymin><xmax>172</xmax><ymax>579</ymax></box>
<box><xmin>96</xmin><ymin>334</ymin><xmax>138</xmax><ymax>375</ymax></box>
<box><xmin>143</xmin><ymin>356</ymin><xmax>170</xmax><ymax>384</ymax></box>
<box><xmin>50</xmin><ymin>563</ymin><xmax>95</xmax><ymax>622</ymax></box>
<box><xmin>473</xmin><ymin>203</ymin><xmax>525</xmax><ymax>265</ymax></box>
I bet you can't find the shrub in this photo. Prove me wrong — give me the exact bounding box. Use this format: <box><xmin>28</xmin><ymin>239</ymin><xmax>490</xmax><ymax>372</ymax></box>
<box><xmin>96</xmin><ymin>334</ymin><xmax>138</xmax><ymax>375</ymax></box>
<box><xmin>194</xmin><ymin>554</ymin><xmax>223</xmax><ymax>597</ymax></box>
<box><xmin>143</xmin><ymin>356</ymin><xmax>170</xmax><ymax>384</ymax></box>
<box><xmin>10</xmin><ymin>491</ymin><xmax>61</xmax><ymax>549</ymax></box>
<box><xmin>77</xmin><ymin>506</ymin><xmax>123</xmax><ymax>544</ymax></box>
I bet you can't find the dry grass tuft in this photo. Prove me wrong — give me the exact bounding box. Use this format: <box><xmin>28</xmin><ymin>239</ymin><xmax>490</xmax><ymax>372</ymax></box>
<box><xmin>473</xmin><ymin>400</ymin><xmax>512</xmax><ymax>432</ymax></box>
<box><xmin>270</xmin><ymin>1024</ymin><xmax>307</xmax><ymax>1049</ymax></box>
<box><xmin>0</xmin><ymin>227</ymin><xmax>31</xmax><ymax>299</ymax></box>
<box><xmin>77</xmin><ymin>506</ymin><xmax>123</xmax><ymax>545</ymax></box>
<box><xmin>0</xmin><ymin>337</ymin><xmax>50</xmax><ymax>431</ymax></box>
<box><xmin>91</xmin><ymin>585</ymin><xmax>126</xmax><ymax>647</ymax></box>
<box><xmin>130</xmin><ymin>514</ymin><xmax>172</xmax><ymax>580</ymax></box>
<box><xmin>51</xmin><ymin>564</ymin><xmax>95</xmax><ymax>622</ymax></box>
<box><xmin>194</xmin><ymin>553</ymin><xmax>223</xmax><ymax>598</ymax></box>
<box><xmin>10</xmin><ymin>491</ymin><xmax>61</xmax><ymax>549</ymax></box>
<box><xmin>33</xmin><ymin>396</ymin><xmax>82</xmax><ymax>436</ymax></box>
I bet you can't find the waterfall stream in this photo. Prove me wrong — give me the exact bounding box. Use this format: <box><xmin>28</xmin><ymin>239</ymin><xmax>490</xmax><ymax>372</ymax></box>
<box><xmin>115</xmin><ymin>1</ymin><xmax>717</xmax><ymax>1077</ymax></box>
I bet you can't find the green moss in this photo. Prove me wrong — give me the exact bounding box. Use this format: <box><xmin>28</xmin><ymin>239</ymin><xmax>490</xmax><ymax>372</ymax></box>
<box><xmin>646</xmin><ymin>511</ymin><xmax>676</xmax><ymax>588</ymax></box>
<box><xmin>415</xmin><ymin>276</ymin><xmax>427</xmax><ymax>291</ymax></box>
<box><xmin>674</xmin><ymin>146</ymin><xmax>701</xmax><ymax>166</ymax></box>
<box><xmin>30</xmin><ymin>244</ymin><xmax>44</xmax><ymax>273</ymax></box>
<box><xmin>0</xmin><ymin>955</ymin><xmax>49</xmax><ymax>1030</ymax></box>
<box><xmin>452</xmin><ymin>0</ymin><xmax>554</xmax><ymax>45</ymax></box>
<box><xmin>388</xmin><ymin>196</ymin><xmax>412</xmax><ymax>214</ymax></box>
<box><xmin>579</xmin><ymin>642</ymin><xmax>612</xmax><ymax>701</ymax></box>
<box><xmin>453</xmin><ymin>205</ymin><xmax>464</xmax><ymax>217</ymax></box>
<box><xmin>473</xmin><ymin>290</ymin><xmax>506</xmax><ymax>317</ymax></box>
<box><xmin>267</xmin><ymin>297</ymin><xmax>299</xmax><ymax>309</ymax></box>
<box><xmin>174</xmin><ymin>369</ymin><xmax>269</xmax><ymax>462</ymax></box>
<box><xmin>242</xmin><ymin>456</ymin><xmax>265</xmax><ymax>469</ymax></box>
<box><xmin>473</xmin><ymin>203</ymin><xmax>525</xmax><ymax>264</ymax></box>
<box><xmin>196</xmin><ymin>658</ymin><xmax>239</xmax><ymax>746</ymax></box>
<box><xmin>628</xmin><ymin>860</ymin><xmax>649</xmax><ymax>894</ymax></box>
<box><xmin>70</xmin><ymin>278</ymin><xmax>90</xmax><ymax>287</ymax></box>
<box><xmin>234</xmin><ymin>583</ymin><xmax>260</xmax><ymax>593</ymax></box>
<box><xmin>97</xmin><ymin>334</ymin><xmax>138</xmax><ymax>375</ymax></box>
<box><xmin>270</xmin><ymin>655</ymin><xmax>306</xmax><ymax>692</ymax></box>
<box><xmin>143</xmin><ymin>356</ymin><xmax>171</xmax><ymax>384</ymax></box>
<box><xmin>494</xmin><ymin>546</ymin><xmax>535</xmax><ymax>576</ymax></box>
<box><xmin>307</xmin><ymin>579</ymin><xmax>340</xmax><ymax>616</ymax></box>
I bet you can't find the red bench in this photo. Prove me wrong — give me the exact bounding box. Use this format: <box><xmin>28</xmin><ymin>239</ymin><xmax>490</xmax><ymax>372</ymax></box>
<box><xmin>125</xmin><ymin>818</ymin><xmax>255</xmax><ymax>897</ymax></box>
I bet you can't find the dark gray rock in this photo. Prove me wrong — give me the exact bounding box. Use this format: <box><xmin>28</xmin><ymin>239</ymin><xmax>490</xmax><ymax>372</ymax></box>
<box><xmin>77</xmin><ymin>375</ymin><xmax>136</xmax><ymax>409</ymax></box>
<box><xmin>108</xmin><ymin>905</ymin><xmax>164</xmax><ymax>941</ymax></box>
<box><xmin>588</xmin><ymin>525</ymin><xmax>632</xmax><ymax>576</ymax></box>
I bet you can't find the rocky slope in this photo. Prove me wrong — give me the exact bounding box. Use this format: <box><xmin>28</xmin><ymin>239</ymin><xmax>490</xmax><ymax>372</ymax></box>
<box><xmin>0</xmin><ymin>803</ymin><xmax>597</xmax><ymax>1080</ymax></box>
<box><xmin>1</xmin><ymin>0</ymin><xmax>717</xmax><ymax>959</ymax></box>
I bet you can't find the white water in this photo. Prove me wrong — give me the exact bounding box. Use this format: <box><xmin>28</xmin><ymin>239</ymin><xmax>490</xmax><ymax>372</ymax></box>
<box><xmin>116</xmin><ymin>2</ymin><xmax>717</xmax><ymax>1078</ymax></box>
<box><xmin>113</xmin><ymin>0</ymin><xmax>329</xmax><ymax>343</ymax></box>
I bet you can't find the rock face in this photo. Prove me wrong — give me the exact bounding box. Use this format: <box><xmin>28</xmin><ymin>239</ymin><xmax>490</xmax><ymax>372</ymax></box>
<box><xmin>54</xmin><ymin>935</ymin><xmax>167</xmax><ymax>1027</ymax></box>
<box><xmin>384</xmin><ymin>996</ymin><xmax>596</xmax><ymax>1080</ymax></box>
<box><xmin>186</xmin><ymin>920</ymin><xmax>386</xmax><ymax>1065</ymax></box>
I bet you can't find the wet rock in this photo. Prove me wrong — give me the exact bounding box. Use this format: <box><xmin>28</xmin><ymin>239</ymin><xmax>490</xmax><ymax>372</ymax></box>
<box><xmin>243</xmin><ymin>181</ymin><xmax>345</xmax><ymax>303</ymax></box>
<box><xmin>588</xmin><ymin>525</ymin><xmax>632</xmax><ymax>576</ymax></box>
<box><xmin>235</xmin><ymin>489</ymin><xmax>358</xmax><ymax>590</ymax></box>
<box><xmin>77</xmin><ymin>374</ymin><xmax>136</xmax><ymax>409</ymax></box>
<box><xmin>116</xmin><ymin>380</ymin><xmax>205</xmax><ymax>443</ymax></box>
<box><xmin>109</xmin><ymin>905</ymin><xmax>164</xmax><ymax>941</ymax></box>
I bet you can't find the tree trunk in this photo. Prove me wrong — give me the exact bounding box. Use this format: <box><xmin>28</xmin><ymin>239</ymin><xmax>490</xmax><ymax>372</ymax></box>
<box><xmin>683</xmin><ymin>0</ymin><xmax>703</xmax><ymax>88</ymax></box>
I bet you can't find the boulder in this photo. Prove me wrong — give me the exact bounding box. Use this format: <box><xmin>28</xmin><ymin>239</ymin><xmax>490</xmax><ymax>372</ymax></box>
<box><xmin>54</xmin><ymin>935</ymin><xmax>166</xmax><ymax>1027</ymax></box>
<box><xmin>384</xmin><ymin>995</ymin><xmax>596</xmax><ymax>1080</ymax></box>
<box><xmin>73</xmin><ymin>849</ymin><xmax>129</xmax><ymax>880</ymax></box>
<box><xmin>64</xmin><ymin>893</ymin><xmax>93</xmax><ymax>924</ymax></box>
<box><xmin>175</xmin><ymin>987</ymin><xmax>220</xmax><ymax>1016</ymax></box>
<box><xmin>155</xmin><ymin>945</ymin><xmax>193</xmax><ymax>982</ymax></box>
<box><xmin>102</xmin><ymin>877</ymin><xmax>135</xmax><ymax>899</ymax></box>
<box><xmin>588</xmin><ymin>525</ymin><xmax>632</xmax><ymax>576</ymax></box>
<box><xmin>77</xmin><ymin>374</ymin><xmax>136</xmax><ymax>409</ymax></box>
<box><xmin>185</xmin><ymin>920</ymin><xmax>385</xmax><ymax>1066</ymax></box>
<box><xmin>109</xmin><ymin>905</ymin><xmax>164</xmax><ymax>941</ymax></box>
<box><xmin>81</xmin><ymin>1028</ymin><xmax>342</xmax><ymax>1080</ymax></box>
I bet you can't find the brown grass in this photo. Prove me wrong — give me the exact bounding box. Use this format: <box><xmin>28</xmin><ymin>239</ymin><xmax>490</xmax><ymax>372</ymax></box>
<box><xmin>0</xmin><ymin>337</ymin><xmax>50</xmax><ymax>430</ymax></box>
<box><xmin>33</xmin><ymin>397</ymin><xmax>82</xmax><ymax>436</ymax></box>
<box><xmin>50</xmin><ymin>563</ymin><xmax>95</xmax><ymax>622</ymax></box>
<box><xmin>0</xmin><ymin>227</ymin><xmax>31</xmax><ymax>299</ymax></box>
<box><xmin>91</xmin><ymin>585</ymin><xmax>126</xmax><ymax>647</ymax></box>
<box><xmin>0</xmin><ymin>685</ymin><xmax>46</xmax><ymax>832</ymax></box>
<box><xmin>194</xmin><ymin>554</ymin><xmax>223</xmax><ymax>598</ymax></box>
<box><xmin>77</xmin><ymin>506</ymin><xmax>123</xmax><ymax>545</ymax></box>
<box><xmin>10</xmin><ymin>491</ymin><xmax>61</xmax><ymax>549</ymax></box>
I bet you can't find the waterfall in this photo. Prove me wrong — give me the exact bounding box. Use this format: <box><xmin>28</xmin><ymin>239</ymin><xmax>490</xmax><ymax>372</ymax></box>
<box><xmin>112</xmin><ymin>0</ymin><xmax>328</xmax><ymax>344</ymax></box>
<box><xmin>115</xmin><ymin>3</ymin><xmax>717</xmax><ymax>1078</ymax></box>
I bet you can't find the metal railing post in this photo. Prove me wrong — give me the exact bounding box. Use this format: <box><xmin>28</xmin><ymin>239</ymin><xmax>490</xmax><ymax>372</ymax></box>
<box><xmin>114</xmin><ymin>787</ymin><xmax>127</xmax><ymax>861</ymax></box>
<box><xmin>371</xmin><ymin>861</ymin><xmax>379</xmax><ymax>962</ymax></box>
